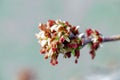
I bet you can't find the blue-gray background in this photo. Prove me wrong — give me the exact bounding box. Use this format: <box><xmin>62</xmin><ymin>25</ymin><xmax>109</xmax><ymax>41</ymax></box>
<box><xmin>0</xmin><ymin>0</ymin><xmax>120</xmax><ymax>80</ymax></box>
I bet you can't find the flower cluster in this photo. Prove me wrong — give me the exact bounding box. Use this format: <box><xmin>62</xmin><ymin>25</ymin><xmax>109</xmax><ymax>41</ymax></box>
<box><xmin>35</xmin><ymin>20</ymin><xmax>82</xmax><ymax>65</ymax></box>
<box><xmin>36</xmin><ymin>20</ymin><xmax>103</xmax><ymax>65</ymax></box>
<box><xmin>86</xmin><ymin>28</ymin><xmax>103</xmax><ymax>59</ymax></box>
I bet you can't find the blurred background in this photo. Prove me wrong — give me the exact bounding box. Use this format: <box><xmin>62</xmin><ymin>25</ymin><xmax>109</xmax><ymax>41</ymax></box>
<box><xmin>0</xmin><ymin>0</ymin><xmax>120</xmax><ymax>80</ymax></box>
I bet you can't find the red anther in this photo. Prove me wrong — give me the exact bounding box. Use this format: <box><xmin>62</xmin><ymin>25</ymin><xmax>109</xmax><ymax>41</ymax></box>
<box><xmin>67</xmin><ymin>44</ymin><xmax>78</xmax><ymax>48</ymax></box>
<box><xmin>52</xmin><ymin>30</ymin><xmax>56</xmax><ymax>33</ymax></box>
<box><xmin>51</xmin><ymin>63</ymin><xmax>55</xmax><ymax>66</ymax></box>
<box><xmin>74</xmin><ymin>29</ymin><xmax>79</xmax><ymax>35</ymax></box>
<box><xmin>56</xmin><ymin>41</ymin><xmax>60</xmax><ymax>45</ymax></box>
<box><xmin>50</xmin><ymin>59</ymin><xmax>52</xmax><ymax>63</ymax></box>
<box><xmin>90</xmin><ymin>50</ymin><xmax>95</xmax><ymax>59</ymax></box>
<box><xmin>39</xmin><ymin>24</ymin><xmax>50</xmax><ymax>33</ymax></box>
<box><xmin>40</xmin><ymin>49</ymin><xmax>46</xmax><ymax>54</ymax></box>
<box><xmin>75</xmin><ymin>59</ymin><xmax>78</xmax><ymax>64</ymax></box>
<box><xmin>52</xmin><ymin>48</ymin><xmax>57</xmax><ymax>52</ymax></box>
<box><xmin>44</xmin><ymin>55</ymin><xmax>48</xmax><ymax>59</ymax></box>
<box><xmin>75</xmin><ymin>50</ymin><xmax>80</xmax><ymax>58</ymax></box>
<box><xmin>50</xmin><ymin>60</ymin><xmax>54</xmax><ymax>65</ymax></box>
<box><xmin>78</xmin><ymin>40</ymin><xmax>83</xmax><ymax>46</ymax></box>
<box><xmin>98</xmin><ymin>37</ymin><xmax>103</xmax><ymax>42</ymax></box>
<box><xmin>71</xmin><ymin>26</ymin><xmax>76</xmax><ymax>32</ymax></box>
<box><xmin>65</xmin><ymin>21</ymin><xmax>71</xmax><ymax>27</ymax></box>
<box><xmin>65</xmin><ymin>52</ymin><xmax>71</xmax><ymax>58</ymax></box>
<box><xmin>51</xmin><ymin>43</ymin><xmax>57</xmax><ymax>48</ymax></box>
<box><xmin>48</xmin><ymin>20</ymin><xmax>55</xmax><ymax>27</ymax></box>
<box><xmin>56</xmin><ymin>61</ymin><xmax>58</xmax><ymax>64</ymax></box>
<box><xmin>70</xmin><ymin>26</ymin><xmax>79</xmax><ymax>35</ymax></box>
<box><xmin>93</xmin><ymin>42</ymin><xmax>99</xmax><ymax>50</ymax></box>
<box><xmin>60</xmin><ymin>36</ymin><xmax>65</xmax><ymax>42</ymax></box>
<box><xmin>71</xmin><ymin>44</ymin><xmax>78</xmax><ymax>48</ymax></box>
<box><xmin>86</xmin><ymin>28</ymin><xmax>93</xmax><ymax>37</ymax></box>
<box><xmin>50</xmin><ymin>59</ymin><xmax>58</xmax><ymax>66</ymax></box>
<box><xmin>95</xmin><ymin>30</ymin><xmax>100</xmax><ymax>35</ymax></box>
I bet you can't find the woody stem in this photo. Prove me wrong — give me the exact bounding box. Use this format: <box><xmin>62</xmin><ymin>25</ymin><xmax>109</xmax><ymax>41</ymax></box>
<box><xmin>82</xmin><ymin>35</ymin><xmax>120</xmax><ymax>47</ymax></box>
<box><xmin>103</xmin><ymin>35</ymin><xmax>120</xmax><ymax>42</ymax></box>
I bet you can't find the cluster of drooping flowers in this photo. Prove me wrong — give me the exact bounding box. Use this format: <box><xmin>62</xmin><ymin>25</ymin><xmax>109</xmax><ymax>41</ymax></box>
<box><xmin>35</xmin><ymin>20</ymin><xmax>83</xmax><ymax>65</ymax></box>
<box><xmin>35</xmin><ymin>19</ymin><xmax>103</xmax><ymax>65</ymax></box>
<box><xmin>86</xmin><ymin>28</ymin><xmax>103</xmax><ymax>59</ymax></box>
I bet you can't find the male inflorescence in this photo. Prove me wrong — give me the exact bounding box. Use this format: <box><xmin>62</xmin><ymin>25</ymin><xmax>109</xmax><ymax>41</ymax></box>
<box><xmin>35</xmin><ymin>20</ymin><xmax>103</xmax><ymax>66</ymax></box>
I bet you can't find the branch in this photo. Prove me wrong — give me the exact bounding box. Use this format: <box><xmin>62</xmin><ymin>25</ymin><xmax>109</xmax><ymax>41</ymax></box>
<box><xmin>103</xmin><ymin>35</ymin><xmax>120</xmax><ymax>42</ymax></box>
<box><xmin>82</xmin><ymin>35</ymin><xmax>120</xmax><ymax>47</ymax></box>
<box><xmin>35</xmin><ymin>19</ymin><xmax>120</xmax><ymax>66</ymax></box>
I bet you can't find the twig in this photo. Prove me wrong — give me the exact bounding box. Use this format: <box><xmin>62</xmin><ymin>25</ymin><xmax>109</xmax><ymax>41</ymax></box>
<box><xmin>36</xmin><ymin>19</ymin><xmax>120</xmax><ymax>65</ymax></box>
<box><xmin>103</xmin><ymin>35</ymin><xmax>120</xmax><ymax>42</ymax></box>
<box><xmin>82</xmin><ymin>35</ymin><xmax>120</xmax><ymax>47</ymax></box>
